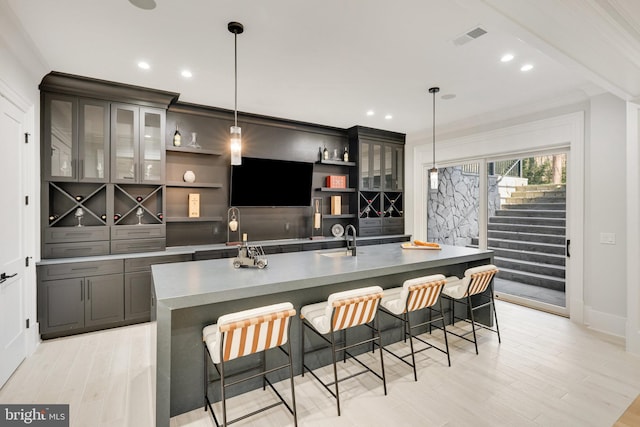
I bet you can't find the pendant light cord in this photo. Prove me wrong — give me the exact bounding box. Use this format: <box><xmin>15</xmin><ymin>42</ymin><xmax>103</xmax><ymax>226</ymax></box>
<box><xmin>234</xmin><ymin>32</ymin><xmax>238</xmax><ymax>128</ymax></box>
<box><xmin>432</xmin><ymin>90</ymin><xmax>436</xmax><ymax>169</ymax></box>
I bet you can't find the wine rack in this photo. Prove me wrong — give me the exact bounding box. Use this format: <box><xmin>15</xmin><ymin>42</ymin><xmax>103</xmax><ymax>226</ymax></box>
<box><xmin>383</xmin><ymin>192</ymin><xmax>403</xmax><ymax>218</ymax></box>
<box><xmin>113</xmin><ymin>184</ymin><xmax>164</xmax><ymax>226</ymax></box>
<box><xmin>48</xmin><ymin>182</ymin><xmax>107</xmax><ymax>227</ymax></box>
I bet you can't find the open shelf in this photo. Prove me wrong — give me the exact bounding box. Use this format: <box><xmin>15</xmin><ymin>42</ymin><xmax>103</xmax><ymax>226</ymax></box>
<box><xmin>316</xmin><ymin>159</ymin><xmax>356</xmax><ymax>167</ymax></box>
<box><xmin>165</xmin><ymin>216</ymin><xmax>224</xmax><ymax>223</ymax></box>
<box><xmin>166</xmin><ymin>146</ymin><xmax>223</xmax><ymax>156</ymax></box>
<box><xmin>315</xmin><ymin>187</ymin><xmax>356</xmax><ymax>193</ymax></box>
<box><xmin>166</xmin><ymin>182</ymin><xmax>223</xmax><ymax>188</ymax></box>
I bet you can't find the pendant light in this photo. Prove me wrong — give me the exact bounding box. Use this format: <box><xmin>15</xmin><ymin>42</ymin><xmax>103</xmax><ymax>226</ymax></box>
<box><xmin>428</xmin><ymin>86</ymin><xmax>440</xmax><ymax>190</ymax></box>
<box><xmin>228</xmin><ymin>22</ymin><xmax>244</xmax><ymax>165</ymax></box>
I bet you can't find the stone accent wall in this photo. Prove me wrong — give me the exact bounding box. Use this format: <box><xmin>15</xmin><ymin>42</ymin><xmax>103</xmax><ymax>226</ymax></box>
<box><xmin>427</xmin><ymin>166</ymin><xmax>500</xmax><ymax>246</ymax></box>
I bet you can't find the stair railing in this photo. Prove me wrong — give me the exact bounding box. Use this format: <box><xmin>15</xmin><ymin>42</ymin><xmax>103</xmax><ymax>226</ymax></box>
<box><xmin>495</xmin><ymin>159</ymin><xmax>521</xmax><ymax>184</ymax></box>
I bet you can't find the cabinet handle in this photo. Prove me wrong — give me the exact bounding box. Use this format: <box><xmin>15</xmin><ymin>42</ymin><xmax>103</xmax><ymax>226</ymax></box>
<box><xmin>81</xmin><ymin>279</ymin><xmax>84</xmax><ymax>301</ymax></box>
<box><xmin>71</xmin><ymin>266</ymin><xmax>99</xmax><ymax>271</ymax></box>
<box><xmin>87</xmin><ymin>279</ymin><xmax>91</xmax><ymax>300</ymax></box>
<box><xmin>80</xmin><ymin>159</ymin><xmax>85</xmax><ymax>180</ymax></box>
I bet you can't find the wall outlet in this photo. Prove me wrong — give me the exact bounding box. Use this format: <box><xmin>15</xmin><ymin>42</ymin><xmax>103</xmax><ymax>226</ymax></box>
<box><xmin>600</xmin><ymin>232</ymin><xmax>616</xmax><ymax>245</ymax></box>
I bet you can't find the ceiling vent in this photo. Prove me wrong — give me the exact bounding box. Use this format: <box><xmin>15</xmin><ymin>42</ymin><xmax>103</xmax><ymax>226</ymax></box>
<box><xmin>453</xmin><ymin>26</ymin><xmax>487</xmax><ymax>46</ymax></box>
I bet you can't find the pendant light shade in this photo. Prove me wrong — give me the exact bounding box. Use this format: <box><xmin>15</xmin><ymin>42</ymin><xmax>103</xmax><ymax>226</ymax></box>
<box><xmin>429</xmin><ymin>86</ymin><xmax>440</xmax><ymax>191</ymax></box>
<box><xmin>228</xmin><ymin>22</ymin><xmax>244</xmax><ymax>165</ymax></box>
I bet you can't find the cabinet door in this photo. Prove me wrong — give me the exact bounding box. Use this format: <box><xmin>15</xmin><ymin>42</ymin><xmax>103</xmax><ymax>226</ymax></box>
<box><xmin>140</xmin><ymin>108</ymin><xmax>165</xmax><ymax>183</ymax></box>
<box><xmin>124</xmin><ymin>271</ymin><xmax>151</xmax><ymax>321</ymax></box>
<box><xmin>39</xmin><ymin>278</ymin><xmax>85</xmax><ymax>334</ymax></box>
<box><xmin>111</xmin><ymin>104</ymin><xmax>139</xmax><ymax>183</ymax></box>
<box><xmin>79</xmin><ymin>99</ymin><xmax>109</xmax><ymax>182</ymax></box>
<box><xmin>85</xmin><ymin>274</ymin><xmax>124</xmax><ymax>327</ymax></box>
<box><xmin>359</xmin><ymin>141</ymin><xmax>382</xmax><ymax>190</ymax></box>
<box><xmin>43</xmin><ymin>94</ymin><xmax>77</xmax><ymax>181</ymax></box>
<box><xmin>383</xmin><ymin>145</ymin><xmax>403</xmax><ymax>191</ymax></box>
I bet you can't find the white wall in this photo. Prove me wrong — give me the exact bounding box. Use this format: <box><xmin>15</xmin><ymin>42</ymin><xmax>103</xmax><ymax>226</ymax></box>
<box><xmin>583</xmin><ymin>93</ymin><xmax>628</xmax><ymax>336</ymax></box>
<box><xmin>0</xmin><ymin>0</ymin><xmax>48</xmax><ymax>355</ymax></box>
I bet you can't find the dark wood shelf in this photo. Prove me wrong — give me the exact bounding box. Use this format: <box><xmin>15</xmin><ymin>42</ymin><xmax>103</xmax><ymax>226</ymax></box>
<box><xmin>166</xmin><ymin>146</ymin><xmax>223</xmax><ymax>156</ymax></box>
<box><xmin>166</xmin><ymin>182</ymin><xmax>223</xmax><ymax>188</ymax></box>
<box><xmin>165</xmin><ymin>216</ymin><xmax>224</xmax><ymax>223</ymax></box>
<box><xmin>315</xmin><ymin>187</ymin><xmax>356</xmax><ymax>193</ymax></box>
<box><xmin>316</xmin><ymin>159</ymin><xmax>356</xmax><ymax>167</ymax></box>
<box><xmin>324</xmin><ymin>214</ymin><xmax>356</xmax><ymax>219</ymax></box>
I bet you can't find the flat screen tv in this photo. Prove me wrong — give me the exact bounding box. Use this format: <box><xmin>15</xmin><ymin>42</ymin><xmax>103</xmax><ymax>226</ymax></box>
<box><xmin>230</xmin><ymin>157</ymin><xmax>314</xmax><ymax>207</ymax></box>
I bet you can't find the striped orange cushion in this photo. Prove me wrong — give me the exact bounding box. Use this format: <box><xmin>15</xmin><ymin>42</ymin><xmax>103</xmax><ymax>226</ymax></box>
<box><xmin>331</xmin><ymin>292</ymin><xmax>383</xmax><ymax>331</ymax></box>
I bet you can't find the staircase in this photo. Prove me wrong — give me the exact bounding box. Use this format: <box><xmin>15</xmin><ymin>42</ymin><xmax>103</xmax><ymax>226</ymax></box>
<box><xmin>475</xmin><ymin>184</ymin><xmax>566</xmax><ymax>292</ymax></box>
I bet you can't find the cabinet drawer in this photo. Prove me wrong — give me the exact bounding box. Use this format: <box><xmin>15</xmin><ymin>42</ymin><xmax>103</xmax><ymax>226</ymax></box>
<box><xmin>125</xmin><ymin>253</ymin><xmax>192</xmax><ymax>272</ymax></box>
<box><xmin>383</xmin><ymin>217</ymin><xmax>404</xmax><ymax>227</ymax></box>
<box><xmin>43</xmin><ymin>241</ymin><xmax>111</xmax><ymax>260</ymax></box>
<box><xmin>110</xmin><ymin>238</ymin><xmax>166</xmax><ymax>254</ymax></box>
<box><xmin>359</xmin><ymin>227</ymin><xmax>382</xmax><ymax>237</ymax></box>
<box><xmin>44</xmin><ymin>227</ymin><xmax>110</xmax><ymax>243</ymax></box>
<box><xmin>359</xmin><ymin>218</ymin><xmax>382</xmax><ymax>227</ymax></box>
<box><xmin>383</xmin><ymin>226</ymin><xmax>404</xmax><ymax>235</ymax></box>
<box><xmin>39</xmin><ymin>259</ymin><xmax>123</xmax><ymax>281</ymax></box>
<box><xmin>111</xmin><ymin>224</ymin><xmax>165</xmax><ymax>240</ymax></box>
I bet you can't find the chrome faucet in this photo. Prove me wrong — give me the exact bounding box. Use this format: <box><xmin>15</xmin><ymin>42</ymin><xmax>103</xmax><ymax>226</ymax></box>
<box><xmin>345</xmin><ymin>224</ymin><xmax>357</xmax><ymax>256</ymax></box>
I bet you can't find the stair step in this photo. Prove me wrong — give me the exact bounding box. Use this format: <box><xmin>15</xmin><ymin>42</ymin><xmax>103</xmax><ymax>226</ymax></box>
<box><xmin>504</xmin><ymin>196</ymin><xmax>566</xmax><ymax>204</ymax></box>
<box><xmin>516</xmin><ymin>184</ymin><xmax>565</xmax><ymax>191</ymax></box>
<box><xmin>489</xmin><ymin>216</ymin><xmax>566</xmax><ymax>226</ymax></box>
<box><xmin>488</xmin><ymin>223</ymin><xmax>566</xmax><ymax>235</ymax></box>
<box><xmin>495</xmin><ymin>209</ymin><xmax>566</xmax><ymax>218</ymax></box>
<box><xmin>509</xmin><ymin>190</ymin><xmax>566</xmax><ymax>199</ymax></box>
<box><xmin>488</xmin><ymin>230</ymin><xmax>566</xmax><ymax>245</ymax></box>
<box><xmin>497</xmin><ymin>268</ymin><xmax>565</xmax><ymax>291</ymax></box>
<box><xmin>501</xmin><ymin>203</ymin><xmax>566</xmax><ymax>210</ymax></box>
<box><xmin>483</xmin><ymin>238</ymin><xmax>566</xmax><ymax>255</ymax></box>
<box><xmin>494</xmin><ymin>257</ymin><xmax>565</xmax><ymax>278</ymax></box>
<box><xmin>490</xmin><ymin>247</ymin><xmax>566</xmax><ymax>266</ymax></box>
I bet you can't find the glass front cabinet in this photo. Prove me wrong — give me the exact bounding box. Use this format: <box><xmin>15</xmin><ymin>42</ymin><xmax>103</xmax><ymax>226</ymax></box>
<box><xmin>111</xmin><ymin>104</ymin><xmax>165</xmax><ymax>184</ymax></box>
<box><xmin>43</xmin><ymin>94</ymin><xmax>109</xmax><ymax>182</ymax></box>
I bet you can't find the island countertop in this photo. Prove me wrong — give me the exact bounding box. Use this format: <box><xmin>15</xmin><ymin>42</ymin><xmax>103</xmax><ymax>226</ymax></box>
<box><xmin>151</xmin><ymin>242</ymin><xmax>494</xmax><ymax>425</ymax></box>
<box><xmin>151</xmin><ymin>242</ymin><xmax>493</xmax><ymax>310</ymax></box>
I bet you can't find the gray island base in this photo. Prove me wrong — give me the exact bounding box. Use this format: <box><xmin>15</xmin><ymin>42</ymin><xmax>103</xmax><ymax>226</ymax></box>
<box><xmin>151</xmin><ymin>243</ymin><xmax>494</xmax><ymax>426</ymax></box>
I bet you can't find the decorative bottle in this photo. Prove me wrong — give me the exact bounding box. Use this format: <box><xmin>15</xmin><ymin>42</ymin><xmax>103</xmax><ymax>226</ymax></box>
<box><xmin>323</xmin><ymin>146</ymin><xmax>329</xmax><ymax>160</ymax></box>
<box><xmin>173</xmin><ymin>124</ymin><xmax>182</xmax><ymax>147</ymax></box>
<box><xmin>343</xmin><ymin>147</ymin><xmax>349</xmax><ymax>162</ymax></box>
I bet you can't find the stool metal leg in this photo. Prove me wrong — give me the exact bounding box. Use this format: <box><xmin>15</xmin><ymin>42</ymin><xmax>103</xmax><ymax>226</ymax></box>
<box><xmin>330</xmin><ymin>329</ymin><xmax>341</xmax><ymax>416</ymax></box>
<box><xmin>490</xmin><ymin>283</ymin><xmax>502</xmax><ymax>343</ymax></box>
<box><xmin>439</xmin><ymin>298</ymin><xmax>451</xmax><ymax>367</ymax></box>
<box><xmin>467</xmin><ymin>295</ymin><xmax>479</xmax><ymax>355</ymax></box>
<box><xmin>375</xmin><ymin>315</ymin><xmax>387</xmax><ymax>395</ymax></box>
<box><xmin>406</xmin><ymin>311</ymin><xmax>418</xmax><ymax>382</ymax></box>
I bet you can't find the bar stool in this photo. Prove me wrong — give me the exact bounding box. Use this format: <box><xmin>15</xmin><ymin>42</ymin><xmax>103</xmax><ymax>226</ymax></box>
<box><xmin>441</xmin><ymin>264</ymin><xmax>500</xmax><ymax>354</ymax></box>
<box><xmin>378</xmin><ymin>274</ymin><xmax>450</xmax><ymax>381</ymax></box>
<box><xmin>203</xmin><ymin>302</ymin><xmax>297</xmax><ymax>427</ymax></box>
<box><xmin>300</xmin><ymin>286</ymin><xmax>386</xmax><ymax>416</ymax></box>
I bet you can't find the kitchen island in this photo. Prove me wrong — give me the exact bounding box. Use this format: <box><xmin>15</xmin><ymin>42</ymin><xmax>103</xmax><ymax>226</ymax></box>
<box><xmin>151</xmin><ymin>243</ymin><xmax>493</xmax><ymax>426</ymax></box>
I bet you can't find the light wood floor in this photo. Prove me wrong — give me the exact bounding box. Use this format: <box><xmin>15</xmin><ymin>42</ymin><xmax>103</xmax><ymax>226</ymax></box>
<box><xmin>1</xmin><ymin>301</ymin><xmax>639</xmax><ymax>427</ymax></box>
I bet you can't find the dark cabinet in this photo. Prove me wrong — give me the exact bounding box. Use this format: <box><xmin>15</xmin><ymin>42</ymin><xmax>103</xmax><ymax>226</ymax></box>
<box><xmin>124</xmin><ymin>271</ymin><xmax>151</xmax><ymax>321</ymax></box>
<box><xmin>111</xmin><ymin>104</ymin><xmax>165</xmax><ymax>184</ymax></box>
<box><xmin>349</xmin><ymin>126</ymin><xmax>405</xmax><ymax>237</ymax></box>
<box><xmin>38</xmin><ymin>278</ymin><xmax>85</xmax><ymax>334</ymax></box>
<box><xmin>43</xmin><ymin>94</ymin><xmax>109</xmax><ymax>183</ymax></box>
<box><xmin>37</xmin><ymin>259</ymin><xmax>124</xmax><ymax>337</ymax></box>
<box><xmin>84</xmin><ymin>274</ymin><xmax>124</xmax><ymax>327</ymax></box>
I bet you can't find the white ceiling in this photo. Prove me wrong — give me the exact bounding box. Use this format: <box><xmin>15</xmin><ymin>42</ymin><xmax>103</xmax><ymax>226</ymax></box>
<box><xmin>5</xmin><ymin>0</ymin><xmax>640</xmax><ymax>135</ymax></box>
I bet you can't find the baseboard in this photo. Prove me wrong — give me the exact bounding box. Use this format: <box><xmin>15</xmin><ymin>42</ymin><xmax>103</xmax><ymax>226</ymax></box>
<box><xmin>584</xmin><ymin>305</ymin><xmax>626</xmax><ymax>338</ymax></box>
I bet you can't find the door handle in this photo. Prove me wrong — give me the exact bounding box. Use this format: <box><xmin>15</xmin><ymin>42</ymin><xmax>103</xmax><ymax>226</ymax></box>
<box><xmin>566</xmin><ymin>239</ymin><xmax>571</xmax><ymax>258</ymax></box>
<box><xmin>0</xmin><ymin>272</ymin><xmax>17</xmax><ymax>284</ymax></box>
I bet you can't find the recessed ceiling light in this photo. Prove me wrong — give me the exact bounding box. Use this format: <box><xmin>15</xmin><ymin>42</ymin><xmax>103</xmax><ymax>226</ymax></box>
<box><xmin>385</xmin><ymin>114</ymin><xmax>392</xmax><ymax>120</ymax></box>
<box><xmin>137</xmin><ymin>61</ymin><xmax>150</xmax><ymax>70</ymax></box>
<box><xmin>181</xmin><ymin>70</ymin><xmax>193</xmax><ymax>78</ymax></box>
<box><xmin>501</xmin><ymin>54</ymin><xmax>514</xmax><ymax>62</ymax></box>
<box><xmin>441</xmin><ymin>94</ymin><xmax>456</xmax><ymax>100</ymax></box>
<box><xmin>521</xmin><ymin>64</ymin><xmax>534</xmax><ymax>72</ymax></box>
<box><xmin>366</xmin><ymin>110</ymin><xmax>375</xmax><ymax>116</ymax></box>
<box><xmin>129</xmin><ymin>0</ymin><xmax>156</xmax><ymax>10</ymax></box>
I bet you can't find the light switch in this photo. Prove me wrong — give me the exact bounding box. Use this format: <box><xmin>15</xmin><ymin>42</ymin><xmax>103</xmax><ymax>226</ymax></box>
<box><xmin>600</xmin><ymin>232</ymin><xmax>616</xmax><ymax>245</ymax></box>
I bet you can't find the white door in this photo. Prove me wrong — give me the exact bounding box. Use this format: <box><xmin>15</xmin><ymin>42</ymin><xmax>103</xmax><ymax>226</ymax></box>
<box><xmin>0</xmin><ymin>94</ymin><xmax>27</xmax><ymax>387</ymax></box>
